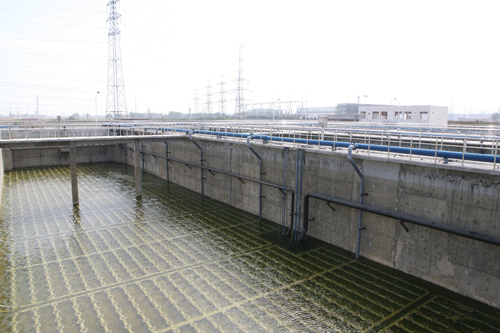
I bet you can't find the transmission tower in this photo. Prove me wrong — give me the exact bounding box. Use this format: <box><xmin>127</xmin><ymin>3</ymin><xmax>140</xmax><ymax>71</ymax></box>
<box><xmin>205</xmin><ymin>80</ymin><xmax>212</xmax><ymax>117</ymax></box>
<box><xmin>106</xmin><ymin>0</ymin><xmax>127</xmax><ymax>119</ymax></box>
<box><xmin>192</xmin><ymin>89</ymin><xmax>200</xmax><ymax>114</ymax></box>
<box><xmin>216</xmin><ymin>75</ymin><xmax>227</xmax><ymax>115</ymax></box>
<box><xmin>235</xmin><ymin>45</ymin><xmax>246</xmax><ymax>119</ymax></box>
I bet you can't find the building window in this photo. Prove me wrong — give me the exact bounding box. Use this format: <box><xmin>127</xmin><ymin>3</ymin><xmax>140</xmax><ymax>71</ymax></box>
<box><xmin>404</xmin><ymin>112</ymin><xmax>412</xmax><ymax>120</ymax></box>
<box><xmin>360</xmin><ymin>112</ymin><xmax>366</xmax><ymax>119</ymax></box>
<box><xmin>372</xmin><ymin>112</ymin><xmax>379</xmax><ymax>119</ymax></box>
<box><xmin>381</xmin><ymin>112</ymin><xmax>387</xmax><ymax>120</ymax></box>
<box><xmin>420</xmin><ymin>112</ymin><xmax>429</xmax><ymax>120</ymax></box>
<box><xmin>394</xmin><ymin>112</ymin><xmax>403</xmax><ymax>119</ymax></box>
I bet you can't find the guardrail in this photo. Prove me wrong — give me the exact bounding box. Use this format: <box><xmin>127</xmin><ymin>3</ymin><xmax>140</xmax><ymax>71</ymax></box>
<box><xmin>1</xmin><ymin>122</ymin><xmax>499</xmax><ymax>171</ymax></box>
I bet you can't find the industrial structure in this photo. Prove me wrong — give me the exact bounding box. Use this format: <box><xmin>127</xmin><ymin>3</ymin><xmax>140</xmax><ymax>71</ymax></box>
<box><xmin>106</xmin><ymin>0</ymin><xmax>128</xmax><ymax>119</ymax></box>
<box><xmin>0</xmin><ymin>121</ymin><xmax>499</xmax><ymax>327</ymax></box>
<box><xmin>234</xmin><ymin>45</ymin><xmax>247</xmax><ymax>118</ymax></box>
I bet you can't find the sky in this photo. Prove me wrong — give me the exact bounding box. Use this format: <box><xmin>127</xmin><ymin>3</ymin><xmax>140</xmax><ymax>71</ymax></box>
<box><xmin>0</xmin><ymin>0</ymin><xmax>499</xmax><ymax>117</ymax></box>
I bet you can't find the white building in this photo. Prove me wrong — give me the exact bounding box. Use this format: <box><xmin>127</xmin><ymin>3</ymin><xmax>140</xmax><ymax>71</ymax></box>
<box><xmin>359</xmin><ymin>105</ymin><xmax>448</xmax><ymax>126</ymax></box>
<box><xmin>297</xmin><ymin>106</ymin><xmax>337</xmax><ymax>119</ymax></box>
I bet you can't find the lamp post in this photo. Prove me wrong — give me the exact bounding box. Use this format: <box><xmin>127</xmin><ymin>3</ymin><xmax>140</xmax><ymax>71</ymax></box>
<box><xmin>95</xmin><ymin>91</ymin><xmax>100</xmax><ymax>126</ymax></box>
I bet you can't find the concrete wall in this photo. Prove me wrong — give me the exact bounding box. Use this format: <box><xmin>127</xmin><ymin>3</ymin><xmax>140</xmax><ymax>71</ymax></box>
<box><xmin>4</xmin><ymin>136</ymin><xmax>498</xmax><ymax>308</ymax></box>
<box><xmin>6</xmin><ymin>145</ymin><xmax>116</xmax><ymax>170</ymax></box>
<box><xmin>127</xmin><ymin>137</ymin><xmax>499</xmax><ymax>309</ymax></box>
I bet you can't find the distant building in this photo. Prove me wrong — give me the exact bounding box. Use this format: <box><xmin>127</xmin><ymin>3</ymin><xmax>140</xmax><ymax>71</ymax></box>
<box><xmin>246</xmin><ymin>108</ymin><xmax>284</xmax><ymax>117</ymax></box>
<box><xmin>297</xmin><ymin>106</ymin><xmax>337</xmax><ymax>119</ymax></box>
<box><xmin>336</xmin><ymin>103</ymin><xmax>363</xmax><ymax>115</ymax></box>
<box><xmin>359</xmin><ymin>105</ymin><xmax>448</xmax><ymax>126</ymax></box>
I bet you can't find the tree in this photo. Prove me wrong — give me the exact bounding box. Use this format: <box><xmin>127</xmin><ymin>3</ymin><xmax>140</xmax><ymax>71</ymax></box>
<box><xmin>167</xmin><ymin>111</ymin><xmax>183</xmax><ymax>119</ymax></box>
<box><xmin>68</xmin><ymin>113</ymin><xmax>80</xmax><ymax>120</ymax></box>
<box><xmin>492</xmin><ymin>113</ymin><xmax>500</xmax><ymax>122</ymax></box>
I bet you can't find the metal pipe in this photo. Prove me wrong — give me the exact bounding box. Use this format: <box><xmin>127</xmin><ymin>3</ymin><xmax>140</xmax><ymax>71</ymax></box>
<box><xmin>293</xmin><ymin>150</ymin><xmax>300</xmax><ymax>239</ymax></box>
<box><xmin>140</xmin><ymin>150</ymin><xmax>295</xmax><ymax>230</ymax></box>
<box><xmin>348</xmin><ymin>143</ymin><xmax>365</xmax><ymax>258</ymax></box>
<box><xmin>160</xmin><ymin>129</ymin><xmax>500</xmax><ymax>164</ymax></box>
<box><xmin>246</xmin><ymin>135</ymin><xmax>263</xmax><ymax>219</ymax></box>
<box><xmin>302</xmin><ymin>192</ymin><xmax>500</xmax><ymax>247</ymax></box>
<box><xmin>189</xmin><ymin>130</ymin><xmax>204</xmax><ymax>197</ymax></box>
<box><xmin>297</xmin><ymin>150</ymin><xmax>304</xmax><ymax>241</ymax></box>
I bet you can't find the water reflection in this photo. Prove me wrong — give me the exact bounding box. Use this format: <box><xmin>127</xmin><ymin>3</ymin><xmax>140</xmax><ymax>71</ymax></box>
<box><xmin>0</xmin><ymin>163</ymin><xmax>499</xmax><ymax>332</ymax></box>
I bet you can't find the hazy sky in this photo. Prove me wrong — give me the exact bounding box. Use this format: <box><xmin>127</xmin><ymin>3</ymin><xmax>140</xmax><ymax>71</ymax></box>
<box><xmin>1</xmin><ymin>0</ymin><xmax>499</xmax><ymax>117</ymax></box>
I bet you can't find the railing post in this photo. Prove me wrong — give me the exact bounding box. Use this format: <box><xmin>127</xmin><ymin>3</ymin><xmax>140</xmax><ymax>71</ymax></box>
<box><xmin>434</xmin><ymin>138</ymin><xmax>438</xmax><ymax>164</ymax></box>
<box><xmin>494</xmin><ymin>140</ymin><xmax>498</xmax><ymax>170</ymax></box>
<box><xmin>410</xmin><ymin>136</ymin><xmax>413</xmax><ymax>160</ymax></box>
<box><xmin>462</xmin><ymin>138</ymin><xmax>467</xmax><ymax>166</ymax></box>
<box><xmin>387</xmin><ymin>134</ymin><xmax>391</xmax><ymax>158</ymax></box>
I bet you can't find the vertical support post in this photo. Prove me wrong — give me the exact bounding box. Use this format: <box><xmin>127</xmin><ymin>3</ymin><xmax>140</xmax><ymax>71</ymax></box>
<box><xmin>141</xmin><ymin>142</ymin><xmax>145</xmax><ymax>172</ymax></box>
<box><xmin>295</xmin><ymin>150</ymin><xmax>304</xmax><ymax>242</ymax></box>
<box><xmin>134</xmin><ymin>140</ymin><xmax>142</xmax><ymax>197</ymax></box>
<box><xmin>247</xmin><ymin>135</ymin><xmax>263</xmax><ymax>219</ymax></box>
<box><xmin>494</xmin><ymin>140</ymin><xmax>498</xmax><ymax>170</ymax></box>
<box><xmin>69</xmin><ymin>143</ymin><xmax>79</xmax><ymax>205</ymax></box>
<box><xmin>165</xmin><ymin>141</ymin><xmax>170</xmax><ymax>182</ymax></box>
<box><xmin>188</xmin><ymin>131</ymin><xmax>204</xmax><ymax>197</ymax></box>
<box><xmin>348</xmin><ymin>143</ymin><xmax>365</xmax><ymax>258</ymax></box>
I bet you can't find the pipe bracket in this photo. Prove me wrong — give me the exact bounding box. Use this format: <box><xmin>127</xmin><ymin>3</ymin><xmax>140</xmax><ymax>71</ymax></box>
<box><xmin>327</xmin><ymin>202</ymin><xmax>336</xmax><ymax>212</ymax></box>
<box><xmin>400</xmin><ymin>221</ymin><xmax>409</xmax><ymax>232</ymax></box>
<box><xmin>185</xmin><ymin>164</ymin><xmax>192</xmax><ymax>169</ymax></box>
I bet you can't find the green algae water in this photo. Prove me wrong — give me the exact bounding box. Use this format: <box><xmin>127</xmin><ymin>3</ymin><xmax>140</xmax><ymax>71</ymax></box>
<box><xmin>0</xmin><ymin>163</ymin><xmax>499</xmax><ymax>332</ymax></box>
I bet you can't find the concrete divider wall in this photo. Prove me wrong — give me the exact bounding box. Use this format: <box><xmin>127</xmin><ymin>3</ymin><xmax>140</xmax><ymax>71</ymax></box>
<box><xmin>4</xmin><ymin>146</ymin><xmax>116</xmax><ymax>170</ymax></box>
<box><xmin>128</xmin><ymin>137</ymin><xmax>500</xmax><ymax>309</ymax></box>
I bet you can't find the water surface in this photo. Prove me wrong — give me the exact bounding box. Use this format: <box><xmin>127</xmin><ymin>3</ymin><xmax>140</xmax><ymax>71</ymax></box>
<box><xmin>0</xmin><ymin>163</ymin><xmax>498</xmax><ymax>332</ymax></box>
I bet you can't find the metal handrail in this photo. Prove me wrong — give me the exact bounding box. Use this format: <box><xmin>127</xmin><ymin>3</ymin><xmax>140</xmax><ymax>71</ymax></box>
<box><xmin>2</xmin><ymin>122</ymin><xmax>499</xmax><ymax>171</ymax></box>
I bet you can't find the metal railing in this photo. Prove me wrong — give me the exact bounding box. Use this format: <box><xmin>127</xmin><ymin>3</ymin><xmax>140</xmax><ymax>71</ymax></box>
<box><xmin>1</xmin><ymin>122</ymin><xmax>499</xmax><ymax>171</ymax></box>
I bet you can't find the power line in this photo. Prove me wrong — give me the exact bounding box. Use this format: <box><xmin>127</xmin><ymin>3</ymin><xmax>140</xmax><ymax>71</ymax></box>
<box><xmin>0</xmin><ymin>8</ymin><xmax>103</xmax><ymax>22</ymax></box>
<box><xmin>0</xmin><ymin>42</ymin><xmax>105</xmax><ymax>67</ymax></box>
<box><xmin>0</xmin><ymin>61</ymin><xmax>104</xmax><ymax>80</ymax></box>
<box><xmin>0</xmin><ymin>37</ymin><xmax>105</xmax><ymax>44</ymax></box>
<box><xmin>1</xmin><ymin>19</ymin><xmax>106</xmax><ymax>29</ymax></box>
<box><xmin>0</xmin><ymin>1</ymin><xmax>104</xmax><ymax>14</ymax></box>
<box><xmin>0</xmin><ymin>29</ymin><xmax>105</xmax><ymax>41</ymax></box>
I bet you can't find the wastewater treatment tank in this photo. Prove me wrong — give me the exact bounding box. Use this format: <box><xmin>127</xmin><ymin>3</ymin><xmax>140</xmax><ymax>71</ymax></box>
<box><xmin>0</xmin><ymin>163</ymin><xmax>499</xmax><ymax>332</ymax></box>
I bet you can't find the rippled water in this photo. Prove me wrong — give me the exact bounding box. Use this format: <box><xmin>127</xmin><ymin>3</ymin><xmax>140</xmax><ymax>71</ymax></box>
<box><xmin>0</xmin><ymin>163</ymin><xmax>499</xmax><ymax>332</ymax></box>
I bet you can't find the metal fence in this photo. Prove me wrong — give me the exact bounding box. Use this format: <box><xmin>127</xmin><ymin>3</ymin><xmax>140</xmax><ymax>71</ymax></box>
<box><xmin>1</xmin><ymin>122</ymin><xmax>499</xmax><ymax>171</ymax></box>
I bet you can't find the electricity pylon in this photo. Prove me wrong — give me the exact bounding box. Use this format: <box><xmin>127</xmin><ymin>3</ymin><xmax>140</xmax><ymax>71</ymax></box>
<box><xmin>106</xmin><ymin>0</ymin><xmax>127</xmax><ymax>119</ymax></box>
